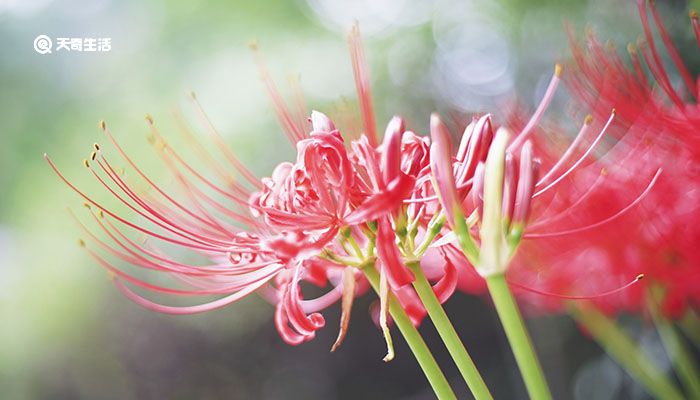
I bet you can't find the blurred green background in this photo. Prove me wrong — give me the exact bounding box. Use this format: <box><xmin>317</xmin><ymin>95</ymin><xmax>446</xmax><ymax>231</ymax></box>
<box><xmin>1</xmin><ymin>0</ymin><xmax>697</xmax><ymax>398</ymax></box>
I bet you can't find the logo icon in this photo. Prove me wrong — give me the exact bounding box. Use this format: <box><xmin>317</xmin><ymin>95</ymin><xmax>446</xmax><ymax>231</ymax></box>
<box><xmin>34</xmin><ymin>35</ymin><xmax>52</xmax><ymax>54</ymax></box>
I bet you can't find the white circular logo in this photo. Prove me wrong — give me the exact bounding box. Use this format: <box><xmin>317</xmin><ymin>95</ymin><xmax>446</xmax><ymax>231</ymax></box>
<box><xmin>34</xmin><ymin>35</ymin><xmax>52</xmax><ymax>54</ymax></box>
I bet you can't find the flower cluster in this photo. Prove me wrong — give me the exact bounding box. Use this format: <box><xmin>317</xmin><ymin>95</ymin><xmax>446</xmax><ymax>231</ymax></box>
<box><xmin>46</xmin><ymin>22</ymin><xmax>661</xmax><ymax>359</ymax></box>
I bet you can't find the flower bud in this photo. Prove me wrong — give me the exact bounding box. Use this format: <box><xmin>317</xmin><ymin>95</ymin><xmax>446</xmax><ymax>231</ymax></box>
<box><xmin>478</xmin><ymin>127</ymin><xmax>511</xmax><ymax>277</ymax></box>
<box><xmin>310</xmin><ymin>110</ymin><xmax>335</xmax><ymax>132</ymax></box>
<box><xmin>510</xmin><ymin>141</ymin><xmax>540</xmax><ymax>243</ymax></box>
<box><xmin>429</xmin><ymin>113</ymin><xmax>460</xmax><ymax>227</ymax></box>
<box><xmin>381</xmin><ymin>116</ymin><xmax>405</xmax><ymax>185</ymax></box>
<box><xmin>456</xmin><ymin>114</ymin><xmax>493</xmax><ymax>185</ymax></box>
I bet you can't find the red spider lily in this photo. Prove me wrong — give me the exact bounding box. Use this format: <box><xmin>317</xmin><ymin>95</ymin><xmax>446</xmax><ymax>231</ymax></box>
<box><xmin>560</xmin><ymin>0</ymin><xmax>700</xmax><ymax>316</ymax></box>
<box><xmin>45</xmin><ymin>25</ymin><xmax>462</xmax><ymax>354</ymax></box>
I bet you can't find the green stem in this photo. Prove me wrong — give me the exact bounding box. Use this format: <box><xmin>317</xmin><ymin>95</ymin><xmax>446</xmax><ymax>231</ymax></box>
<box><xmin>570</xmin><ymin>304</ymin><xmax>684</xmax><ymax>400</ymax></box>
<box><xmin>362</xmin><ymin>266</ymin><xmax>457</xmax><ymax>400</ymax></box>
<box><xmin>679</xmin><ymin>310</ymin><xmax>700</xmax><ymax>350</ymax></box>
<box><xmin>486</xmin><ymin>274</ymin><xmax>552</xmax><ymax>400</ymax></box>
<box><xmin>415</xmin><ymin>213</ymin><xmax>445</xmax><ymax>257</ymax></box>
<box><xmin>648</xmin><ymin>292</ymin><xmax>700</xmax><ymax>399</ymax></box>
<box><xmin>409</xmin><ymin>263</ymin><xmax>494</xmax><ymax>400</ymax></box>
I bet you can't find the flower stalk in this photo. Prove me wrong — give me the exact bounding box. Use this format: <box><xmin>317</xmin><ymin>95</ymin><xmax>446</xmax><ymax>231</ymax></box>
<box><xmin>407</xmin><ymin>261</ymin><xmax>494</xmax><ymax>400</ymax></box>
<box><xmin>647</xmin><ymin>287</ymin><xmax>700</xmax><ymax>399</ymax></box>
<box><xmin>486</xmin><ymin>274</ymin><xmax>552</xmax><ymax>400</ymax></box>
<box><xmin>478</xmin><ymin>128</ymin><xmax>552</xmax><ymax>399</ymax></box>
<box><xmin>361</xmin><ymin>264</ymin><xmax>457</xmax><ymax>400</ymax></box>
<box><xmin>570</xmin><ymin>304</ymin><xmax>684</xmax><ymax>400</ymax></box>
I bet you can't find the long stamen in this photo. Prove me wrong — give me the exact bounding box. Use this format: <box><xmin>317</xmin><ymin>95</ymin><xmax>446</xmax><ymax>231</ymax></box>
<box><xmin>288</xmin><ymin>74</ymin><xmax>310</xmax><ymax>135</ymax></box>
<box><xmin>534</xmin><ymin>110</ymin><xmax>615</xmax><ymax>198</ymax></box>
<box><xmin>100</xmin><ymin>122</ymin><xmax>233</xmax><ymax>231</ymax></box>
<box><xmin>87</xmin><ymin>159</ymin><xmax>232</xmax><ymax>247</ymax></box>
<box><xmin>100</xmin><ymin>215</ymin><xmax>275</xmax><ymax>274</ymax></box>
<box><xmin>692</xmin><ymin>10</ymin><xmax>700</xmax><ymax>49</ymax></box>
<box><xmin>526</xmin><ymin>168</ymin><xmax>661</xmax><ymax>238</ymax></box>
<box><xmin>94</xmin><ymin>152</ymin><xmax>236</xmax><ymax>241</ymax></box>
<box><xmin>140</xmin><ymin>135</ymin><xmax>259</xmax><ymax>228</ymax></box>
<box><xmin>648</xmin><ymin>0</ymin><xmax>696</xmax><ymax>99</ymax></box>
<box><xmin>45</xmin><ymin>155</ymin><xmax>227</xmax><ymax>252</ymax></box>
<box><xmin>508</xmin><ymin>274</ymin><xmax>644</xmax><ymax>300</ymax></box>
<box><xmin>113</xmin><ymin>272</ymin><xmax>273</xmax><ymax>315</ymax></box>
<box><xmin>97</xmin><ymin>152</ymin><xmax>231</xmax><ymax>238</ymax></box>
<box><xmin>83</xmin><ymin>208</ymin><xmax>264</xmax><ymax>275</ymax></box>
<box><xmin>627</xmin><ymin>43</ymin><xmax>651</xmax><ymax>89</ymax></box>
<box><xmin>348</xmin><ymin>23</ymin><xmax>378</xmax><ymax>147</ymax></box>
<box><xmin>537</xmin><ymin>115</ymin><xmax>592</xmax><ymax>186</ymax></box>
<box><xmin>145</xmin><ymin>118</ymin><xmax>253</xmax><ymax>209</ymax></box>
<box><xmin>171</xmin><ymin>107</ymin><xmax>244</xmax><ymax>193</ymax></box>
<box><xmin>250</xmin><ymin>42</ymin><xmax>306</xmax><ymax>143</ymax></box>
<box><xmin>528</xmin><ymin>168</ymin><xmax>607</xmax><ymax>230</ymax></box>
<box><xmin>187</xmin><ymin>93</ymin><xmax>261</xmax><ymax>187</ymax></box>
<box><xmin>88</xmin><ymin>246</ymin><xmax>282</xmax><ymax>295</ymax></box>
<box><xmin>637</xmin><ymin>0</ymin><xmax>687</xmax><ymax>108</ymax></box>
<box><xmin>76</xmin><ymin>212</ymin><xmax>219</xmax><ymax>276</ymax></box>
<box><xmin>508</xmin><ymin>64</ymin><xmax>562</xmax><ymax>152</ymax></box>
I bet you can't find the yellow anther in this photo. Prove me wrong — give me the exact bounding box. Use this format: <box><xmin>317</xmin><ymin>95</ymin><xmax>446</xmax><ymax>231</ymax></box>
<box><xmin>554</xmin><ymin>63</ymin><xmax>563</xmax><ymax>77</ymax></box>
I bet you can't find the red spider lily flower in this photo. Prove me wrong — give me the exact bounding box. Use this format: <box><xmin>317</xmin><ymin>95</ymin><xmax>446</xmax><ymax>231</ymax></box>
<box><xmin>560</xmin><ymin>0</ymin><xmax>700</xmax><ymax>316</ymax></box>
<box><xmin>45</xmin><ymin>23</ymin><xmax>466</xmax><ymax>357</ymax></box>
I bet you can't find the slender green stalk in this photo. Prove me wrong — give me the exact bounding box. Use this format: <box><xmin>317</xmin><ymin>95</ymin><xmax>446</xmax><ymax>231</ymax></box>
<box><xmin>415</xmin><ymin>213</ymin><xmax>445</xmax><ymax>257</ymax></box>
<box><xmin>362</xmin><ymin>266</ymin><xmax>457</xmax><ymax>400</ymax></box>
<box><xmin>486</xmin><ymin>274</ymin><xmax>552</xmax><ymax>400</ymax></box>
<box><xmin>571</xmin><ymin>304</ymin><xmax>684</xmax><ymax>400</ymax></box>
<box><xmin>408</xmin><ymin>263</ymin><xmax>494</xmax><ymax>400</ymax></box>
<box><xmin>647</xmin><ymin>292</ymin><xmax>700</xmax><ymax>398</ymax></box>
<box><xmin>679</xmin><ymin>310</ymin><xmax>700</xmax><ymax>350</ymax></box>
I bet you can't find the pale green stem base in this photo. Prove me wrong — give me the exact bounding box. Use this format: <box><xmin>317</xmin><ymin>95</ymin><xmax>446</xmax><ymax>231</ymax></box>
<box><xmin>648</xmin><ymin>293</ymin><xmax>700</xmax><ymax>398</ymax></box>
<box><xmin>486</xmin><ymin>274</ymin><xmax>552</xmax><ymax>400</ymax></box>
<box><xmin>362</xmin><ymin>267</ymin><xmax>457</xmax><ymax>400</ymax></box>
<box><xmin>409</xmin><ymin>263</ymin><xmax>494</xmax><ymax>400</ymax></box>
<box><xmin>571</xmin><ymin>304</ymin><xmax>684</xmax><ymax>400</ymax></box>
